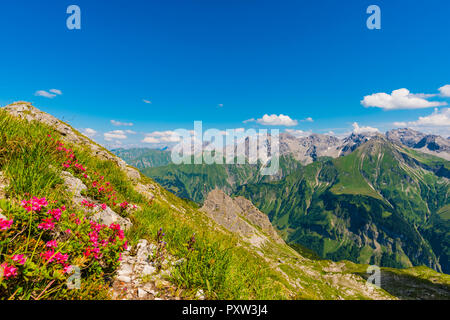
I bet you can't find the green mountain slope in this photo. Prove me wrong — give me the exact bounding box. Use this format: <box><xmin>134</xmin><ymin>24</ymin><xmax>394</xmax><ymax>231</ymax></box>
<box><xmin>143</xmin><ymin>154</ymin><xmax>302</xmax><ymax>203</ymax></box>
<box><xmin>236</xmin><ymin>136</ymin><xmax>450</xmax><ymax>273</ymax></box>
<box><xmin>111</xmin><ymin>148</ymin><xmax>172</xmax><ymax>169</ymax></box>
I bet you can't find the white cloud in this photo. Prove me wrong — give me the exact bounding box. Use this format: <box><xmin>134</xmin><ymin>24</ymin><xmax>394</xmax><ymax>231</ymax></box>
<box><xmin>142</xmin><ymin>136</ymin><xmax>160</xmax><ymax>144</ymax></box>
<box><xmin>143</xmin><ymin>99</ymin><xmax>152</xmax><ymax>104</ymax></box>
<box><xmin>142</xmin><ymin>130</ymin><xmax>183</xmax><ymax>144</ymax></box>
<box><xmin>284</xmin><ymin>129</ymin><xmax>311</xmax><ymax>137</ymax></box>
<box><xmin>49</xmin><ymin>89</ymin><xmax>62</xmax><ymax>95</ymax></box>
<box><xmin>245</xmin><ymin>114</ymin><xmax>298</xmax><ymax>126</ymax></box>
<box><xmin>352</xmin><ymin>122</ymin><xmax>379</xmax><ymax>134</ymax></box>
<box><xmin>361</xmin><ymin>88</ymin><xmax>447</xmax><ymax>110</ymax></box>
<box><xmin>408</xmin><ymin>108</ymin><xmax>450</xmax><ymax>127</ymax></box>
<box><xmin>125</xmin><ymin>130</ymin><xmax>136</xmax><ymax>134</ymax></box>
<box><xmin>35</xmin><ymin>89</ymin><xmax>63</xmax><ymax>98</ymax></box>
<box><xmin>392</xmin><ymin>108</ymin><xmax>450</xmax><ymax>137</ymax></box>
<box><xmin>110</xmin><ymin>120</ymin><xmax>134</xmax><ymax>127</ymax></box>
<box><xmin>439</xmin><ymin>85</ymin><xmax>450</xmax><ymax>97</ymax></box>
<box><xmin>104</xmin><ymin>130</ymin><xmax>128</xmax><ymax>141</ymax></box>
<box><xmin>301</xmin><ymin>117</ymin><xmax>314</xmax><ymax>122</ymax></box>
<box><xmin>81</xmin><ymin>128</ymin><xmax>97</xmax><ymax>138</ymax></box>
<box><xmin>35</xmin><ymin>90</ymin><xmax>56</xmax><ymax>99</ymax></box>
<box><xmin>217</xmin><ymin>104</ymin><xmax>224</xmax><ymax>108</ymax></box>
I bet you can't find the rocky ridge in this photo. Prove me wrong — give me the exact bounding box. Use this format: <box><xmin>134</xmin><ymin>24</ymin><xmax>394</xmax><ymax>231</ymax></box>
<box><xmin>201</xmin><ymin>189</ymin><xmax>284</xmax><ymax>247</ymax></box>
<box><xmin>387</xmin><ymin>128</ymin><xmax>450</xmax><ymax>160</ymax></box>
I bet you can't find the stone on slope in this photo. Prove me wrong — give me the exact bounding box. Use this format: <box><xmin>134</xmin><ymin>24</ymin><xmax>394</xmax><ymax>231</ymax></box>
<box><xmin>91</xmin><ymin>206</ymin><xmax>132</xmax><ymax>230</ymax></box>
<box><xmin>60</xmin><ymin>171</ymin><xmax>87</xmax><ymax>203</ymax></box>
<box><xmin>201</xmin><ymin>189</ymin><xmax>284</xmax><ymax>246</ymax></box>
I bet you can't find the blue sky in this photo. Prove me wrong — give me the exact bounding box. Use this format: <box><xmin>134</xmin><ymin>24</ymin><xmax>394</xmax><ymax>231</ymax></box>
<box><xmin>0</xmin><ymin>0</ymin><xmax>449</xmax><ymax>148</ymax></box>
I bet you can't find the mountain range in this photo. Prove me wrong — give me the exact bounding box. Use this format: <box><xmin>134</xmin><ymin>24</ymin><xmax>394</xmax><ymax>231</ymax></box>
<box><xmin>119</xmin><ymin>128</ymin><xmax>450</xmax><ymax>274</ymax></box>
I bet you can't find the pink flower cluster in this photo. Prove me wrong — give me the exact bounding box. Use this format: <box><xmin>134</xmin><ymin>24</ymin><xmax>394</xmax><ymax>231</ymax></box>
<box><xmin>46</xmin><ymin>240</ymin><xmax>58</xmax><ymax>248</ymax></box>
<box><xmin>0</xmin><ymin>217</ymin><xmax>13</xmax><ymax>231</ymax></box>
<box><xmin>21</xmin><ymin>197</ymin><xmax>67</xmax><ymax>231</ymax></box>
<box><xmin>11</xmin><ymin>254</ymin><xmax>27</xmax><ymax>265</ymax></box>
<box><xmin>38</xmin><ymin>218</ymin><xmax>55</xmax><ymax>231</ymax></box>
<box><xmin>48</xmin><ymin>208</ymin><xmax>63</xmax><ymax>221</ymax></box>
<box><xmin>84</xmin><ymin>221</ymin><xmax>109</xmax><ymax>260</ymax></box>
<box><xmin>109</xmin><ymin>223</ymin><xmax>125</xmax><ymax>240</ymax></box>
<box><xmin>81</xmin><ymin>199</ymin><xmax>96</xmax><ymax>209</ymax></box>
<box><xmin>40</xmin><ymin>249</ymin><xmax>70</xmax><ymax>273</ymax></box>
<box><xmin>21</xmin><ymin>197</ymin><xmax>48</xmax><ymax>212</ymax></box>
<box><xmin>119</xmin><ymin>201</ymin><xmax>128</xmax><ymax>209</ymax></box>
<box><xmin>0</xmin><ymin>262</ymin><xmax>18</xmax><ymax>279</ymax></box>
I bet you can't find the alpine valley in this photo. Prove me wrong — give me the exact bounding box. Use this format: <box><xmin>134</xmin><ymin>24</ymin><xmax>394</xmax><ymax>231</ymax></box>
<box><xmin>118</xmin><ymin>130</ymin><xmax>450</xmax><ymax>276</ymax></box>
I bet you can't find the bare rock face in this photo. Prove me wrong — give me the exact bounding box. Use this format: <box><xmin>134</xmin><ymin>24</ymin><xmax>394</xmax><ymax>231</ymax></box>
<box><xmin>111</xmin><ymin>239</ymin><xmax>179</xmax><ymax>300</ymax></box>
<box><xmin>60</xmin><ymin>171</ymin><xmax>87</xmax><ymax>203</ymax></box>
<box><xmin>339</xmin><ymin>133</ymin><xmax>375</xmax><ymax>156</ymax></box>
<box><xmin>387</xmin><ymin>128</ymin><xmax>450</xmax><ymax>160</ymax></box>
<box><xmin>201</xmin><ymin>189</ymin><xmax>284</xmax><ymax>246</ymax></box>
<box><xmin>91</xmin><ymin>207</ymin><xmax>132</xmax><ymax>230</ymax></box>
<box><xmin>235</xmin><ymin>132</ymin><xmax>343</xmax><ymax>166</ymax></box>
<box><xmin>135</xmin><ymin>183</ymin><xmax>155</xmax><ymax>201</ymax></box>
<box><xmin>386</xmin><ymin>128</ymin><xmax>426</xmax><ymax>147</ymax></box>
<box><xmin>279</xmin><ymin>133</ymin><xmax>342</xmax><ymax>164</ymax></box>
<box><xmin>413</xmin><ymin>135</ymin><xmax>450</xmax><ymax>160</ymax></box>
<box><xmin>232</xmin><ymin>196</ymin><xmax>284</xmax><ymax>244</ymax></box>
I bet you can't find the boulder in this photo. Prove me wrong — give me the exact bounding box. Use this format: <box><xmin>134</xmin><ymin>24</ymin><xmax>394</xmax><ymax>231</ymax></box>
<box><xmin>60</xmin><ymin>171</ymin><xmax>87</xmax><ymax>202</ymax></box>
<box><xmin>91</xmin><ymin>206</ymin><xmax>132</xmax><ymax>230</ymax></box>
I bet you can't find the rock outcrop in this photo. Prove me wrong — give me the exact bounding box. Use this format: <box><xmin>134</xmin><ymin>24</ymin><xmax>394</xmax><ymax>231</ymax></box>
<box><xmin>111</xmin><ymin>239</ymin><xmax>180</xmax><ymax>300</ymax></box>
<box><xmin>60</xmin><ymin>170</ymin><xmax>132</xmax><ymax>230</ymax></box>
<box><xmin>387</xmin><ymin>128</ymin><xmax>450</xmax><ymax>160</ymax></box>
<box><xmin>201</xmin><ymin>189</ymin><xmax>284</xmax><ymax>246</ymax></box>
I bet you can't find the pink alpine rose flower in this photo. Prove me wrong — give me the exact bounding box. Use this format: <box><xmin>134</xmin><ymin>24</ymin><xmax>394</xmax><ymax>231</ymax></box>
<box><xmin>11</xmin><ymin>254</ymin><xmax>27</xmax><ymax>265</ymax></box>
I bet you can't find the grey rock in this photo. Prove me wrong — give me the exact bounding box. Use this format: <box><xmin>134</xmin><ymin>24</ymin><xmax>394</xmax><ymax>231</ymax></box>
<box><xmin>137</xmin><ymin>288</ymin><xmax>147</xmax><ymax>298</ymax></box>
<box><xmin>91</xmin><ymin>206</ymin><xmax>132</xmax><ymax>230</ymax></box>
<box><xmin>387</xmin><ymin>128</ymin><xmax>450</xmax><ymax>160</ymax></box>
<box><xmin>117</xmin><ymin>275</ymin><xmax>131</xmax><ymax>283</ymax></box>
<box><xmin>118</xmin><ymin>263</ymin><xmax>133</xmax><ymax>277</ymax></box>
<box><xmin>195</xmin><ymin>289</ymin><xmax>205</xmax><ymax>300</ymax></box>
<box><xmin>60</xmin><ymin>171</ymin><xmax>87</xmax><ymax>201</ymax></box>
<box><xmin>386</xmin><ymin>128</ymin><xmax>426</xmax><ymax>147</ymax></box>
<box><xmin>135</xmin><ymin>183</ymin><xmax>155</xmax><ymax>201</ymax></box>
<box><xmin>201</xmin><ymin>189</ymin><xmax>284</xmax><ymax>246</ymax></box>
<box><xmin>136</xmin><ymin>239</ymin><xmax>151</xmax><ymax>260</ymax></box>
<box><xmin>142</xmin><ymin>265</ymin><xmax>156</xmax><ymax>276</ymax></box>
